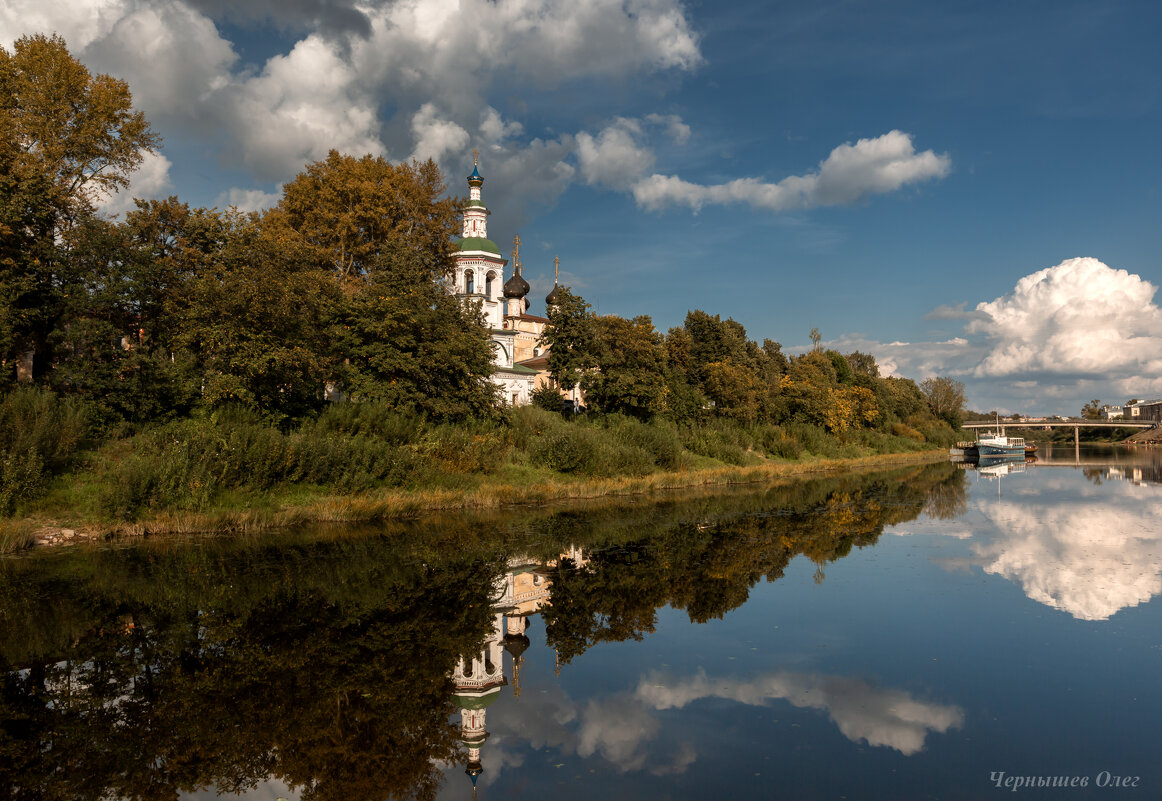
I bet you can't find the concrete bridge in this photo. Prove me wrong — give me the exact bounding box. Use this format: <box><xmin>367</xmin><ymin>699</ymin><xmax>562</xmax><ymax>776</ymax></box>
<box><xmin>963</xmin><ymin>419</ymin><xmax>1157</xmax><ymax>458</ymax></box>
<box><xmin>963</xmin><ymin>419</ymin><xmax>1156</xmax><ymax>433</ymax></box>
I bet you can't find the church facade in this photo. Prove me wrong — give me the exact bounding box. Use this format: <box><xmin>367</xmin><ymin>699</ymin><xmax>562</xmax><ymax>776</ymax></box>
<box><xmin>450</xmin><ymin>158</ymin><xmax>541</xmax><ymax>405</ymax></box>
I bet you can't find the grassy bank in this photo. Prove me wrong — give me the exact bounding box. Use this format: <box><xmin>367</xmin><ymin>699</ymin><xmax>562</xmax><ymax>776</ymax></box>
<box><xmin>2</xmin><ymin>392</ymin><xmax>957</xmax><ymax>552</ymax></box>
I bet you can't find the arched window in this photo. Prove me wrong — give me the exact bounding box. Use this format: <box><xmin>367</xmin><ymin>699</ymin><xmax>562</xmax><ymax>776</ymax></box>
<box><xmin>485</xmin><ymin>271</ymin><xmax>495</xmax><ymax>297</ymax></box>
<box><xmin>465</xmin><ymin>270</ymin><xmax>474</xmax><ymax>294</ymax></box>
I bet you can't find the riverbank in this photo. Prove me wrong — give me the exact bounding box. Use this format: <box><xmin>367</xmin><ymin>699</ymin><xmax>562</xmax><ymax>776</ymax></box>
<box><xmin>2</xmin><ymin>449</ymin><xmax>945</xmax><ymax>552</ymax></box>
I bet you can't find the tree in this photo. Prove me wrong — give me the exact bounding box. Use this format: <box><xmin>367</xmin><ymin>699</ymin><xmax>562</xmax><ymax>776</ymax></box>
<box><xmin>0</xmin><ymin>33</ymin><xmax>160</xmax><ymax>222</ymax></box>
<box><xmin>1081</xmin><ymin>399</ymin><xmax>1103</xmax><ymax>420</ymax></box>
<box><xmin>581</xmin><ymin>315</ymin><xmax>668</xmax><ymax>419</ymax></box>
<box><xmin>846</xmin><ymin>351</ymin><xmax>880</xmax><ymax>378</ymax></box>
<box><xmin>272</xmin><ymin>150</ymin><xmax>458</xmax><ymax>284</ymax></box>
<box><xmin>809</xmin><ymin>327</ymin><xmax>822</xmax><ymax>351</ymax></box>
<box><xmin>542</xmin><ymin>286</ymin><xmax>596</xmax><ymax>392</ymax></box>
<box><xmin>270</xmin><ymin>153</ymin><xmax>498</xmax><ymax>419</ymax></box>
<box><xmin>920</xmin><ymin>376</ymin><xmax>966</xmax><ymax>427</ymax></box>
<box><xmin>1</xmin><ymin>34</ymin><xmax>158</xmax><ymax>383</ymax></box>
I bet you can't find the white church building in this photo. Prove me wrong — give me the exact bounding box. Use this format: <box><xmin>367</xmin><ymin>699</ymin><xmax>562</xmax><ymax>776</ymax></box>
<box><xmin>450</xmin><ymin>157</ymin><xmax>540</xmax><ymax>405</ymax></box>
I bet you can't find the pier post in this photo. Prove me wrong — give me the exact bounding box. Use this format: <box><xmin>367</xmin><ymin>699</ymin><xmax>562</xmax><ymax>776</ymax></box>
<box><xmin>1074</xmin><ymin>425</ymin><xmax>1080</xmax><ymax>461</ymax></box>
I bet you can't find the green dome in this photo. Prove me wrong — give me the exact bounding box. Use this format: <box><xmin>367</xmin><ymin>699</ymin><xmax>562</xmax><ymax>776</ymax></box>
<box><xmin>457</xmin><ymin>237</ymin><xmax>501</xmax><ymax>256</ymax></box>
<box><xmin>452</xmin><ymin>690</ymin><xmax>501</xmax><ymax>710</ymax></box>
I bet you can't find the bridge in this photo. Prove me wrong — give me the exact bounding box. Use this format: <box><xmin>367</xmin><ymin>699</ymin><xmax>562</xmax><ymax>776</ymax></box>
<box><xmin>962</xmin><ymin>419</ymin><xmax>1157</xmax><ymax>458</ymax></box>
<box><xmin>963</xmin><ymin>420</ymin><xmax>1156</xmax><ymax>432</ymax></box>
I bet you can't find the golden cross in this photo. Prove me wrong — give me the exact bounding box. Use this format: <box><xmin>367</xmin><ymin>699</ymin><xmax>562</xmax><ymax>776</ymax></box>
<box><xmin>553</xmin><ymin>255</ymin><xmax>560</xmax><ymax>283</ymax></box>
<box><xmin>512</xmin><ymin>234</ymin><xmax>521</xmax><ymax>272</ymax></box>
<box><xmin>472</xmin><ymin>147</ymin><xmax>479</xmax><ymax>166</ymax></box>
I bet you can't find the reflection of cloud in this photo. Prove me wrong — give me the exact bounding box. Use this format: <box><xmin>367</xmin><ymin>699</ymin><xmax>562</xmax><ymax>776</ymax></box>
<box><xmin>481</xmin><ymin>684</ymin><xmax>695</xmax><ymax>781</ymax></box>
<box><xmin>973</xmin><ymin>493</ymin><xmax>1162</xmax><ymax>620</ymax></box>
<box><xmin>577</xmin><ymin>697</ymin><xmax>659</xmax><ymax>772</ymax></box>
<box><xmin>180</xmin><ymin>778</ymin><xmax>298</xmax><ymax>800</ymax></box>
<box><xmin>637</xmin><ymin>670</ymin><xmax>963</xmax><ymax>756</ymax></box>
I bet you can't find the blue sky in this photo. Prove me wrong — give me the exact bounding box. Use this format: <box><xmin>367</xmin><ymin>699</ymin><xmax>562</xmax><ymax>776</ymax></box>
<box><xmin>3</xmin><ymin>0</ymin><xmax>1160</xmax><ymax>414</ymax></box>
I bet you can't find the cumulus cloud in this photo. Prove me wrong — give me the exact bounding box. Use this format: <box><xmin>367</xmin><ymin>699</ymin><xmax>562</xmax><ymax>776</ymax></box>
<box><xmin>969</xmin><ymin>487</ymin><xmax>1162</xmax><ymax>620</ymax></box>
<box><xmin>214</xmin><ymin>187</ymin><xmax>281</xmax><ymax>212</ymax></box>
<box><xmin>95</xmin><ymin>150</ymin><xmax>173</xmax><ymax>216</ymax></box>
<box><xmin>632</xmin><ymin>130</ymin><xmax>951</xmax><ymax>213</ymax></box>
<box><xmin>2</xmin><ymin>0</ymin><xmax>701</xmax><ymax>204</ymax></box>
<box><xmin>576</xmin><ymin>118</ymin><xmax>655</xmax><ymax>189</ymax></box>
<box><xmin>409</xmin><ymin>103</ymin><xmax>471</xmax><ymax>163</ymax></box>
<box><xmin>637</xmin><ymin>670</ymin><xmax>964</xmax><ymax>755</ymax></box>
<box><xmin>969</xmin><ymin>257</ymin><xmax>1162</xmax><ymax>379</ymax></box>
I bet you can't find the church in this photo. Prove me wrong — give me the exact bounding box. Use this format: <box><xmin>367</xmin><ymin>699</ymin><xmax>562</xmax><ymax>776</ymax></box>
<box><xmin>450</xmin><ymin>155</ymin><xmax>562</xmax><ymax>405</ymax></box>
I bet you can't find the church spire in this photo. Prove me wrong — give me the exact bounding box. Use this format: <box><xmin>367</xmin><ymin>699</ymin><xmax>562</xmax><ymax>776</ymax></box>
<box><xmin>503</xmin><ymin>233</ymin><xmax>530</xmax><ymax>304</ymax></box>
<box><xmin>545</xmin><ymin>255</ymin><xmax>562</xmax><ymax>307</ymax></box>
<box><xmin>463</xmin><ymin>152</ymin><xmax>488</xmax><ymax>238</ymax></box>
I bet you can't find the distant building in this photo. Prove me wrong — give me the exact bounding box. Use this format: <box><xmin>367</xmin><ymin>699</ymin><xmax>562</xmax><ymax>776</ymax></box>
<box><xmin>1126</xmin><ymin>399</ymin><xmax>1162</xmax><ymax>423</ymax></box>
<box><xmin>1124</xmin><ymin>399</ymin><xmax>1162</xmax><ymax>425</ymax></box>
<box><xmin>1102</xmin><ymin>405</ymin><xmax>1123</xmax><ymax>420</ymax></box>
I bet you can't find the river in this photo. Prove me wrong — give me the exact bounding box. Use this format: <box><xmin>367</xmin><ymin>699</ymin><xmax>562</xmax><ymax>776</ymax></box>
<box><xmin>1</xmin><ymin>448</ymin><xmax>1159</xmax><ymax>800</ymax></box>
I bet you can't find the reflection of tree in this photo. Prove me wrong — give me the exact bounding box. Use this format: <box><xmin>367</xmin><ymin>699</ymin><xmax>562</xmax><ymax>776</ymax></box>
<box><xmin>0</xmin><ymin>462</ymin><xmax>966</xmax><ymax>797</ymax></box>
<box><xmin>0</xmin><ymin>538</ymin><xmax>501</xmax><ymax>801</ymax></box>
<box><xmin>543</xmin><ymin>462</ymin><xmax>965</xmax><ymax>663</ymax></box>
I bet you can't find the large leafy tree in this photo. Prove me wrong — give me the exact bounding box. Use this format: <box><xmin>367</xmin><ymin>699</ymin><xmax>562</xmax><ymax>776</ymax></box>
<box><xmin>920</xmin><ymin>376</ymin><xmax>966</xmax><ymax>427</ymax></box>
<box><xmin>542</xmin><ymin>286</ymin><xmax>596</xmax><ymax>392</ymax></box>
<box><xmin>581</xmin><ymin>314</ymin><xmax>668</xmax><ymax>419</ymax></box>
<box><xmin>272</xmin><ymin>150</ymin><xmax>458</xmax><ymax>284</ymax></box>
<box><xmin>0</xmin><ymin>33</ymin><xmax>159</xmax><ymax>383</ymax></box>
<box><xmin>270</xmin><ymin>152</ymin><xmax>497</xmax><ymax>418</ymax></box>
<box><xmin>0</xmin><ymin>33</ymin><xmax>159</xmax><ymax>223</ymax></box>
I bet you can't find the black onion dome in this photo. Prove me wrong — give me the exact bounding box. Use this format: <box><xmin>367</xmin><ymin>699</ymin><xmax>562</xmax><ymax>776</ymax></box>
<box><xmin>503</xmin><ymin>272</ymin><xmax>530</xmax><ymax>299</ymax></box>
<box><xmin>545</xmin><ymin>284</ymin><xmax>561</xmax><ymax>306</ymax></box>
<box><xmin>503</xmin><ymin>632</ymin><xmax>530</xmax><ymax>659</ymax></box>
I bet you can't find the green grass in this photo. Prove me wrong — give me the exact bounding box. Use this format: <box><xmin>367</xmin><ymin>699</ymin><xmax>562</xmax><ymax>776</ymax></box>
<box><xmin>4</xmin><ymin>399</ymin><xmax>959</xmax><ymax>548</ymax></box>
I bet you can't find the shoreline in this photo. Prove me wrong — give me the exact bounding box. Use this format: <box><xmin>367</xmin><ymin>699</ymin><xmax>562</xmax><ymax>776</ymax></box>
<box><xmin>4</xmin><ymin>450</ymin><xmax>946</xmax><ymax>552</ymax></box>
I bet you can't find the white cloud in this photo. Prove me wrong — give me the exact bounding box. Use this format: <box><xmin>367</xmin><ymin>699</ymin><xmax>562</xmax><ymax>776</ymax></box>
<box><xmin>576</xmin><ymin>697</ymin><xmax>660</xmax><ymax>772</ymax></box>
<box><xmin>632</xmin><ymin>130</ymin><xmax>951</xmax><ymax>213</ymax></box>
<box><xmin>409</xmin><ymin>103</ymin><xmax>470</xmax><ymax>164</ymax></box>
<box><xmin>576</xmin><ymin>118</ymin><xmax>654</xmax><ymax>189</ymax></box>
<box><xmin>214</xmin><ymin>187</ymin><xmax>281</xmax><ymax>212</ymax></box>
<box><xmin>95</xmin><ymin>150</ymin><xmax>173</xmax><ymax>216</ymax></box>
<box><xmin>970</xmin><ymin>489</ymin><xmax>1162</xmax><ymax>620</ymax></box>
<box><xmin>969</xmin><ymin>257</ymin><xmax>1162</xmax><ymax>379</ymax></box>
<box><xmin>644</xmin><ymin>113</ymin><xmax>691</xmax><ymax>144</ymax></box>
<box><xmin>637</xmin><ymin>669</ymin><xmax>964</xmax><ymax>755</ymax></box>
<box><xmin>3</xmin><ymin>0</ymin><xmax>701</xmax><ymax>194</ymax></box>
<box><xmin>0</xmin><ymin>0</ymin><xmax>128</xmax><ymax>50</ymax></box>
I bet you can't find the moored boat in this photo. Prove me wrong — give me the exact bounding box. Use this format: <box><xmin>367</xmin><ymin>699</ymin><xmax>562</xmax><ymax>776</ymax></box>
<box><xmin>976</xmin><ymin>431</ymin><xmax>1026</xmax><ymax>457</ymax></box>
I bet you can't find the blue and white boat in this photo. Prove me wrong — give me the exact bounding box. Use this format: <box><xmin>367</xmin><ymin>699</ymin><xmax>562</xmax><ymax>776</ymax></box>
<box><xmin>975</xmin><ymin>431</ymin><xmax>1026</xmax><ymax>457</ymax></box>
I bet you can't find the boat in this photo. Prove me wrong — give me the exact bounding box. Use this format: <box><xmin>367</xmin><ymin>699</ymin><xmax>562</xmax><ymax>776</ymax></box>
<box><xmin>1024</xmin><ymin>443</ymin><xmax>1038</xmax><ymax>454</ymax></box>
<box><xmin>976</xmin><ymin>431</ymin><xmax>1026</xmax><ymax>457</ymax></box>
<box><xmin>977</xmin><ymin>458</ymin><xmax>1027</xmax><ymax>477</ymax></box>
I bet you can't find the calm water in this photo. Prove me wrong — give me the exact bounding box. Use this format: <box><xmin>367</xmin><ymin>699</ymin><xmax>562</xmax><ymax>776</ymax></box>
<box><xmin>1</xmin><ymin>449</ymin><xmax>1159</xmax><ymax>800</ymax></box>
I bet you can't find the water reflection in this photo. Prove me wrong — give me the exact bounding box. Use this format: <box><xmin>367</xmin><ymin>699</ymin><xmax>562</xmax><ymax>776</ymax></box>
<box><xmin>638</xmin><ymin>670</ymin><xmax>964</xmax><ymax>755</ymax></box>
<box><xmin>3</xmin><ymin>459</ymin><xmax>1095</xmax><ymax>800</ymax></box>
<box><xmin>922</xmin><ymin>446</ymin><xmax>1162</xmax><ymax>620</ymax></box>
<box><xmin>970</xmin><ymin>476</ymin><xmax>1162</xmax><ymax>620</ymax></box>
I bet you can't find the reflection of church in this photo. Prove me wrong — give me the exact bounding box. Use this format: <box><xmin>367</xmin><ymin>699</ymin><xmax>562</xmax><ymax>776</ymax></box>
<box><xmin>451</xmin><ymin>548</ymin><xmax>586</xmax><ymax>791</ymax></box>
<box><xmin>451</xmin><ymin>155</ymin><xmax>566</xmax><ymax>405</ymax></box>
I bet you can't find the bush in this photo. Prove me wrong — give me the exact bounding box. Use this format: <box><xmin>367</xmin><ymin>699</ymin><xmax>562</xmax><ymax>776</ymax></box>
<box><xmin>0</xmin><ymin>388</ymin><xmax>89</xmax><ymax>516</ymax></box>
<box><xmin>531</xmin><ymin>384</ymin><xmax>564</xmax><ymax>413</ymax></box>
<box><xmin>533</xmin><ymin>430</ymin><xmax>586</xmax><ymax>473</ymax></box>
<box><xmin>96</xmin><ymin>413</ymin><xmax>436</xmax><ymax>520</ymax></box>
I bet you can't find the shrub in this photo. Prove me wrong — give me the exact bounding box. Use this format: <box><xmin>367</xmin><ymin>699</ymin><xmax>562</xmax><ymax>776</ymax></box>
<box><xmin>531</xmin><ymin>384</ymin><xmax>565</xmax><ymax>412</ymax></box>
<box><xmin>0</xmin><ymin>388</ymin><xmax>89</xmax><ymax>516</ymax></box>
<box><xmin>532</xmin><ymin>429</ymin><xmax>593</xmax><ymax>474</ymax></box>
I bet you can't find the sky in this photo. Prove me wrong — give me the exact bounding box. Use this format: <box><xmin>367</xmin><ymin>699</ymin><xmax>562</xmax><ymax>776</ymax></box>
<box><xmin>3</xmin><ymin>0</ymin><xmax>1160</xmax><ymax>415</ymax></box>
